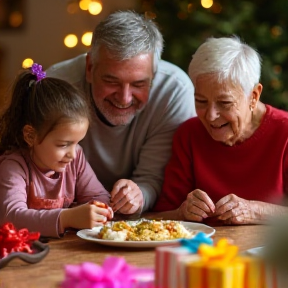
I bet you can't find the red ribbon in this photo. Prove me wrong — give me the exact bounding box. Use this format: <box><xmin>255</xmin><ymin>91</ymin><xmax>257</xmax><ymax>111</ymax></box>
<box><xmin>0</xmin><ymin>222</ymin><xmax>40</xmax><ymax>258</ymax></box>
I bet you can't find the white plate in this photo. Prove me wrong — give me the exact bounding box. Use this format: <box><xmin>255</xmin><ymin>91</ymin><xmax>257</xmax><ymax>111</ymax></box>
<box><xmin>245</xmin><ymin>246</ymin><xmax>265</xmax><ymax>256</ymax></box>
<box><xmin>76</xmin><ymin>221</ymin><xmax>215</xmax><ymax>248</ymax></box>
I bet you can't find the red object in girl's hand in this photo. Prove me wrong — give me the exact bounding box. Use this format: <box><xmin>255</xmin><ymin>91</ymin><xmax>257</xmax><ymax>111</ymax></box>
<box><xmin>0</xmin><ymin>223</ymin><xmax>40</xmax><ymax>258</ymax></box>
<box><xmin>89</xmin><ymin>200</ymin><xmax>108</xmax><ymax>209</ymax></box>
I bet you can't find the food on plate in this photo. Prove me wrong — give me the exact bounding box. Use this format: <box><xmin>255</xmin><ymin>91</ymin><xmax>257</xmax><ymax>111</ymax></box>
<box><xmin>97</xmin><ymin>219</ymin><xmax>195</xmax><ymax>241</ymax></box>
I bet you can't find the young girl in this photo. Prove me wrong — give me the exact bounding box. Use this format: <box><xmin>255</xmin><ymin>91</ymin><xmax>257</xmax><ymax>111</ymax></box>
<box><xmin>0</xmin><ymin>63</ymin><xmax>113</xmax><ymax>238</ymax></box>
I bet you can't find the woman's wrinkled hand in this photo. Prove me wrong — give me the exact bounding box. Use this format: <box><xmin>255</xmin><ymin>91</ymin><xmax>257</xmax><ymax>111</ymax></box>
<box><xmin>214</xmin><ymin>194</ymin><xmax>256</xmax><ymax>224</ymax></box>
<box><xmin>177</xmin><ymin>189</ymin><xmax>215</xmax><ymax>222</ymax></box>
<box><xmin>110</xmin><ymin>179</ymin><xmax>144</xmax><ymax>215</ymax></box>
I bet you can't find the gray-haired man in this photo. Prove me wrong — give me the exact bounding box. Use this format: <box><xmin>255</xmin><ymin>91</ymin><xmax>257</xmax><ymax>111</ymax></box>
<box><xmin>46</xmin><ymin>10</ymin><xmax>196</xmax><ymax>216</ymax></box>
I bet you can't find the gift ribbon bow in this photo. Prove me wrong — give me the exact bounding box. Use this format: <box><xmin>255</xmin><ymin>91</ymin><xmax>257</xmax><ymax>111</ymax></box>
<box><xmin>198</xmin><ymin>238</ymin><xmax>239</xmax><ymax>264</ymax></box>
<box><xmin>0</xmin><ymin>222</ymin><xmax>40</xmax><ymax>258</ymax></box>
<box><xmin>61</xmin><ymin>256</ymin><xmax>155</xmax><ymax>288</ymax></box>
<box><xmin>179</xmin><ymin>231</ymin><xmax>213</xmax><ymax>253</ymax></box>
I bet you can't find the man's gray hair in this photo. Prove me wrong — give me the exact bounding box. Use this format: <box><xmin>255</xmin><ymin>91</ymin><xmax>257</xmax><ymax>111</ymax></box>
<box><xmin>90</xmin><ymin>10</ymin><xmax>164</xmax><ymax>73</ymax></box>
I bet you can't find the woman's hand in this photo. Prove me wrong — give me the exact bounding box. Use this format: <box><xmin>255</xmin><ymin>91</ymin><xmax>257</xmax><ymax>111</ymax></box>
<box><xmin>177</xmin><ymin>189</ymin><xmax>215</xmax><ymax>222</ymax></box>
<box><xmin>213</xmin><ymin>194</ymin><xmax>286</xmax><ymax>224</ymax></box>
<box><xmin>110</xmin><ymin>179</ymin><xmax>144</xmax><ymax>215</ymax></box>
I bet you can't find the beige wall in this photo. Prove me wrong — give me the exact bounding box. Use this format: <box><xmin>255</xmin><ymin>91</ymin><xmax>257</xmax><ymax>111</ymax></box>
<box><xmin>0</xmin><ymin>0</ymin><xmax>137</xmax><ymax>83</ymax></box>
<box><xmin>0</xmin><ymin>0</ymin><xmax>137</xmax><ymax>111</ymax></box>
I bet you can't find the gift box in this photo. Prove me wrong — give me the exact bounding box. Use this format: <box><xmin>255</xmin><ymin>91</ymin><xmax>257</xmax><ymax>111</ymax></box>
<box><xmin>184</xmin><ymin>257</ymin><xmax>245</xmax><ymax>288</ymax></box>
<box><xmin>154</xmin><ymin>228</ymin><xmax>288</xmax><ymax>288</ymax></box>
<box><xmin>155</xmin><ymin>232</ymin><xmax>213</xmax><ymax>288</ymax></box>
<box><xmin>155</xmin><ymin>235</ymin><xmax>273</xmax><ymax>288</ymax></box>
<box><xmin>179</xmin><ymin>238</ymin><xmax>244</xmax><ymax>288</ymax></box>
<box><xmin>179</xmin><ymin>238</ymin><xmax>282</xmax><ymax>288</ymax></box>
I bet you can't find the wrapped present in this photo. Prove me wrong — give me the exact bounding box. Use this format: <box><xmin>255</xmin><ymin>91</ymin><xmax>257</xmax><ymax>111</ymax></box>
<box><xmin>183</xmin><ymin>238</ymin><xmax>245</xmax><ymax>288</ymax></box>
<box><xmin>242</xmin><ymin>253</ymin><xmax>288</xmax><ymax>288</ymax></box>
<box><xmin>155</xmin><ymin>232</ymin><xmax>213</xmax><ymax>288</ymax></box>
<box><xmin>60</xmin><ymin>256</ymin><xmax>154</xmax><ymax>288</ymax></box>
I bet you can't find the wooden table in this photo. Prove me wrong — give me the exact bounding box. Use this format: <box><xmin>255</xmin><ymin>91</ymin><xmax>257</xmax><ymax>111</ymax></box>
<box><xmin>0</xmin><ymin>225</ymin><xmax>269</xmax><ymax>288</ymax></box>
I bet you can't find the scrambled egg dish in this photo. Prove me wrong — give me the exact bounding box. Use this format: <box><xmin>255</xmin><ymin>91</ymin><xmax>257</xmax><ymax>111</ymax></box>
<box><xmin>97</xmin><ymin>220</ymin><xmax>194</xmax><ymax>241</ymax></box>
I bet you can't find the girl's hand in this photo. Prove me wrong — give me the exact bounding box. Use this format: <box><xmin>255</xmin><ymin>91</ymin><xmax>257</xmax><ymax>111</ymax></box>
<box><xmin>177</xmin><ymin>189</ymin><xmax>215</xmax><ymax>222</ymax></box>
<box><xmin>59</xmin><ymin>202</ymin><xmax>113</xmax><ymax>231</ymax></box>
<box><xmin>89</xmin><ymin>200</ymin><xmax>114</xmax><ymax>220</ymax></box>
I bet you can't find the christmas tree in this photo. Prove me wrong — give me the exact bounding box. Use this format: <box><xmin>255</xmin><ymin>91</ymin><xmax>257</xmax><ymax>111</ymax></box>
<box><xmin>139</xmin><ymin>0</ymin><xmax>288</xmax><ymax>110</ymax></box>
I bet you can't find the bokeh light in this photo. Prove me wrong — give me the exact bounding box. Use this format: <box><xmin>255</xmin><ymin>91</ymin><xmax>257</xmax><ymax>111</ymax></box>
<box><xmin>187</xmin><ymin>3</ymin><xmax>194</xmax><ymax>13</ymax></box>
<box><xmin>22</xmin><ymin>58</ymin><xmax>34</xmax><ymax>68</ymax></box>
<box><xmin>81</xmin><ymin>32</ymin><xmax>93</xmax><ymax>46</ymax></box>
<box><xmin>201</xmin><ymin>0</ymin><xmax>213</xmax><ymax>9</ymax></box>
<box><xmin>273</xmin><ymin>65</ymin><xmax>282</xmax><ymax>75</ymax></box>
<box><xmin>211</xmin><ymin>2</ymin><xmax>222</xmax><ymax>13</ymax></box>
<box><xmin>64</xmin><ymin>34</ymin><xmax>78</xmax><ymax>48</ymax></box>
<box><xmin>88</xmin><ymin>1</ymin><xmax>102</xmax><ymax>15</ymax></box>
<box><xmin>67</xmin><ymin>2</ymin><xmax>79</xmax><ymax>14</ymax></box>
<box><xmin>79</xmin><ymin>0</ymin><xmax>90</xmax><ymax>11</ymax></box>
<box><xmin>9</xmin><ymin>11</ymin><xmax>23</xmax><ymax>28</ymax></box>
<box><xmin>271</xmin><ymin>26</ymin><xmax>283</xmax><ymax>38</ymax></box>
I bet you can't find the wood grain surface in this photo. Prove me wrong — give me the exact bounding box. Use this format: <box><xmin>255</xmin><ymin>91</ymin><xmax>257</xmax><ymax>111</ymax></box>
<box><xmin>0</xmin><ymin>224</ymin><xmax>270</xmax><ymax>288</ymax></box>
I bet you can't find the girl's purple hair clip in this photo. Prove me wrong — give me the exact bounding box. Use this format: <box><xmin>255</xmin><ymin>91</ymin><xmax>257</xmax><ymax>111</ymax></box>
<box><xmin>31</xmin><ymin>63</ymin><xmax>46</xmax><ymax>82</ymax></box>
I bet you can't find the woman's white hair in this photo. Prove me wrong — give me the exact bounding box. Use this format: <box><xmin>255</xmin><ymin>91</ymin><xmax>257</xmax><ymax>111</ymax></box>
<box><xmin>188</xmin><ymin>36</ymin><xmax>262</xmax><ymax>96</ymax></box>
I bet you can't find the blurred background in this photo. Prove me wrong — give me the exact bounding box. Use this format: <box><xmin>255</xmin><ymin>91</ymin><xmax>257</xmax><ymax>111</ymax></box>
<box><xmin>1</xmin><ymin>0</ymin><xmax>288</xmax><ymax>113</ymax></box>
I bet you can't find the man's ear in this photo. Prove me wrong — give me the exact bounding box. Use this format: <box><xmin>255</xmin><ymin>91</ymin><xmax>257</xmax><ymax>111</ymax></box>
<box><xmin>23</xmin><ymin>125</ymin><xmax>37</xmax><ymax>147</ymax></box>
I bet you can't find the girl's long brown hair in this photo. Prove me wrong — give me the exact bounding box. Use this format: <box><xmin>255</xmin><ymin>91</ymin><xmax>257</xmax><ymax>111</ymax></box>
<box><xmin>0</xmin><ymin>68</ymin><xmax>91</xmax><ymax>154</ymax></box>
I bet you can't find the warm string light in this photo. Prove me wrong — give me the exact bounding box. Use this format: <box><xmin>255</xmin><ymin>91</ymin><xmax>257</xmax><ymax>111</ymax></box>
<box><xmin>64</xmin><ymin>34</ymin><xmax>78</xmax><ymax>48</ymax></box>
<box><xmin>22</xmin><ymin>58</ymin><xmax>34</xmax><ymax>68</ymax></box>
<box><xmin>62</xmin><ymin>0</ymin><xmax>101</xmax><ymax>49</ymax></box>
<box><xmin>9</xmin><ymin>11</ymin><xmax>23</xmax><ymax>27</ymax></box>
<box><xmin>88</xmin><ymin>1</ymin><xmax>102</xmax><ymax>15</ymax></box>
<box><xmin>81</xmin><ymin>32</ymin><xmax>93</xmax><ymax>46</ymax></box>
<box><xmin>16</xmin><ymin>0</ymin><xmax>94</xmax><ymax>62</ymax></box>
<box><xmin>0</xmin><ymin>1</ymin><xmax>23</xmax><ymax>29</ymax></box>
<box><xmin>78</xmin><ymin>0</ymin><xmax>102</xmax><ymax>15</ymax></box>
<box><xmin>174</xmin><ymin>0</ymin><xmax>221</xmax><ymax>20</ymax></box>
<box><xmin>201</xmin><ymin>0</ymin><xmax>213</xmax><ymax>9</ymax></box>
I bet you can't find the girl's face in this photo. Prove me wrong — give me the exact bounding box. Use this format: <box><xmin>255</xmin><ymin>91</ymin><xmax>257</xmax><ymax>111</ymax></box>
<box><xmin>194</xmin><ymin>73</ymin><xmax>254</xmax><ymax>146</ymax></box>
<box><xmin>30</xmin><ymin>118</ymin><xmax>89</xmax><ymax>173</ymax></box>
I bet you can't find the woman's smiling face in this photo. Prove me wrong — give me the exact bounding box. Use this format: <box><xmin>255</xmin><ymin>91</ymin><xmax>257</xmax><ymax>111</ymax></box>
<box><xmin>195</xmin><ymin>73</ymin><xmax>253</xmax><ymax>146</ymax></box>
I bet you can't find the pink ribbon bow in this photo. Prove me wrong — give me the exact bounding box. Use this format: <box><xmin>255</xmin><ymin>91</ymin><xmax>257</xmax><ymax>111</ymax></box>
<box><xmin>61</xmin><ymin>256</ymin><xmax>155</xmax><ymax>288</ymax></box>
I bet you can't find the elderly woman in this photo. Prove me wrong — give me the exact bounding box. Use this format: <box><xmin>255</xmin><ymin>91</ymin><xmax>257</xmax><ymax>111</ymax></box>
<box><xmin>152</xmin><ymin>36</ymin><xmax>288</xmax><ymax>225</ymax></box>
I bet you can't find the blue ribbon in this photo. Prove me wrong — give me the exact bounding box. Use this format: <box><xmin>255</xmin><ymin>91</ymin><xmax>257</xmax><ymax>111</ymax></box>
<box><xmin>179</xmin><ymin>232</ymin><xmax>213</xmax><ymax>253</ymax></box>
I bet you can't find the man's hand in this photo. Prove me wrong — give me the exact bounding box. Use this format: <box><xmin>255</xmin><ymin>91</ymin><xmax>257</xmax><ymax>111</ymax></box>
<box><xmin>110</xmin><ymin>179</ymin><xmax>144</xmax><ymax>214</ymax></box>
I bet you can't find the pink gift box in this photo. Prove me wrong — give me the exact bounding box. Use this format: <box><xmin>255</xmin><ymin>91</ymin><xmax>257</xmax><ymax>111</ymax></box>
<box><xmin>155</xmin><ymin>244</ymin><xmax>200</xmax><ymax>288</ymax></box>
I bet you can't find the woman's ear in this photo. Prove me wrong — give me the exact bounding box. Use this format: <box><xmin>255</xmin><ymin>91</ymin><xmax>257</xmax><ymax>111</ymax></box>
<box><xmin>249</xmin><ymin>83</ymin><xmax>263</xmax><ymax>111</ymax></box>
<box><xmin>23</xmin><ymin>125</ymin><xmax>37</xmax><ymax>147</ymax></box>
<box><xmin>252</xmin><ymin>83</ymin><xmax>263</xmax><ymax>103</ymax></box>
